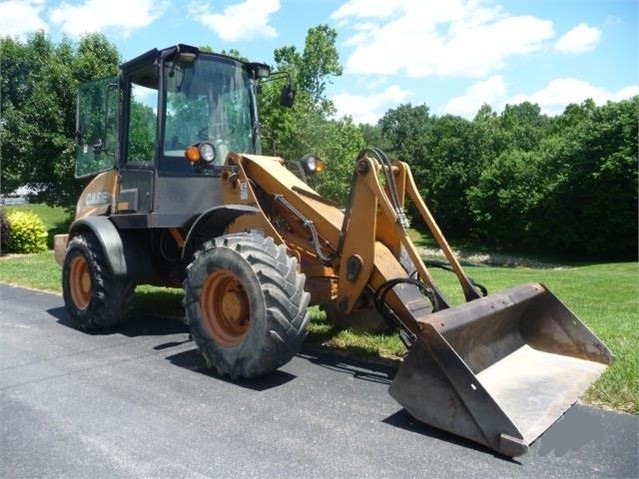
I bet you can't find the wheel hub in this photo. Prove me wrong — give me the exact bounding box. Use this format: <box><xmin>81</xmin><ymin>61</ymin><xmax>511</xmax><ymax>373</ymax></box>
<box><xmin>69</xmin><ymin>255</ymin><xmax>91</xmax><ymax>310</ymax></box>
<box><xmin>201</xmin><ymin>270</ymin><xmax>250</xmax><ymax>347</ymax></box>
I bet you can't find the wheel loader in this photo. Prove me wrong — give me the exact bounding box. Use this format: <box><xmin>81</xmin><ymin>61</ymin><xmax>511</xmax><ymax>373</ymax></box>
<box><xmin>54</xmin><ymin>44</ymin><xmax>612</xmax><ymax>457</ymax></box>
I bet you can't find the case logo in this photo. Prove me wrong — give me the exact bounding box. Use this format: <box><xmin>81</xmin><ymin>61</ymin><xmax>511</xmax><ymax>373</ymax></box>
<box><xmin>85</xmin><ymin>191</ymin><xmax>111</xmax><ymax>206</ymax></box>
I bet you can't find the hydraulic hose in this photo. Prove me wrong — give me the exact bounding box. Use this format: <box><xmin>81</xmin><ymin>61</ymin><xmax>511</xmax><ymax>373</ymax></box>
<box><xmin>373</xmin><ymin>277</ymin><xmax>439</xmax><ymax>347</ymax></box>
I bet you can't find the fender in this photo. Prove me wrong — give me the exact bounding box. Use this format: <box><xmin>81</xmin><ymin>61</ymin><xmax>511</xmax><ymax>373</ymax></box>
<box><xmin>182</xmin><ymin>205</ymin><xmax>259</xmax><ymax>261</ymax></box>
<box><xmin>69</xmin><ymin>216</ymin><xmax>127</xmax><ymax>277</ymax></box>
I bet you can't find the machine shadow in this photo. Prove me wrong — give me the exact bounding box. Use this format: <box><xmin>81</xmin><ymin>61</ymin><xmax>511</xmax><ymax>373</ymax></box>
<box><xmin>48</xmin><ymin>307</ymin><xmax>398</xmax><ymax>391</ymax></box>
<box><xmin>48</xmin><ymin>306</ymin><xmax>189</xmax><ymax>337</ymax></box>
<box><xmin>169</xmin><ymin>344</ymin><xmax>400</xmax><ymax>393</ymax></box>
<box><xmin>49</xmin><ymin>305</ymin><xmax>297</xmax><ymax>391</ymax></box>
<box><xmin>297</xmin><ymin>346</ymin><xmax>399</xmax><ymax>386</ymax></box>
<box><xmin>165</xmin><ymin>348</ymin><xmax>297</xmax><ymax>391</ymax></box>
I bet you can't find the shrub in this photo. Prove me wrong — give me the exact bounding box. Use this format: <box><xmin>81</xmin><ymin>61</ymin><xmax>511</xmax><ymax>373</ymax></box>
<box><xmin>6</xmin><ymin>210</ymin><xmax>48</xmax><ymax>254</ymax></box>
<box><xmin>467</xmin><ymin>150</ymin><xmax>544</xmax><ymax>250</ymax></box>
<box><xmin>0</xmin><ymin>207</ymin><xmax>11</xmax><ymax>254</ymax></box>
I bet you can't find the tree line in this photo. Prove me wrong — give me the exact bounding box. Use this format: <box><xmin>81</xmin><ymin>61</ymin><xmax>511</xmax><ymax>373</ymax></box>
<box><xmin>1</xmin><ymin>29</ymin><xmax>637</xmax><ymax>259</ymax></box>
<box><xmin>376</xmin><ymin>99</ymin><xmax>638</xmax><ymax>259</ymax></box>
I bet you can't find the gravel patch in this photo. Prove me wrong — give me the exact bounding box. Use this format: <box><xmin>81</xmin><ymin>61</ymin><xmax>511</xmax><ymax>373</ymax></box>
<box><xmin>418</xmin><ymin>247</ymin><xmax>568</xmax><ymax>269</ymax></box>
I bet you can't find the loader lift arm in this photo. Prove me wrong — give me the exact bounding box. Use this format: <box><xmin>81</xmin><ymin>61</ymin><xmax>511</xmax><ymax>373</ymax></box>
<box><xmin>222</xmin><ymin>149</ymin><xmax>480</xmax><ymax>336</ymax></box>
<box><xmin>224</xmin><ymin>149</ymin><xmax>612</xmax><ymax>458</ymax></box>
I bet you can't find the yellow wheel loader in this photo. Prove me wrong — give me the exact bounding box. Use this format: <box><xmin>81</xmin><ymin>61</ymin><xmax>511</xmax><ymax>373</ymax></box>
<box><xmin>54</xmin><ymin>45</ymin><xmax>612</xmax><ymax>457</ymax></box>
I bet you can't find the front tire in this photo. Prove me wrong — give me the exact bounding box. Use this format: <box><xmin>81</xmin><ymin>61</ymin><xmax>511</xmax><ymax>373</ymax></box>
<box><xmin>184</xmin><ymin>233</ymin><xmax>310</xmax><ymax>378</ymax></box>
<box><xmin>62</xmin><ymin>233</ymin><xmax>134</xmax><ymax>330</ymax></box>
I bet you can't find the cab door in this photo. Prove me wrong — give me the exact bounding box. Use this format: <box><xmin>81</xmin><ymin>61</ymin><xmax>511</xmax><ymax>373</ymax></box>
<box><xmin>116</xmin><ymin>77</ymin><xmax>158</xmax><ymax>215</ymax></box>
<box><xmin>75</xmin><ymin>76</ymin><xmax>118</xmax><ymax>178</ymax></box>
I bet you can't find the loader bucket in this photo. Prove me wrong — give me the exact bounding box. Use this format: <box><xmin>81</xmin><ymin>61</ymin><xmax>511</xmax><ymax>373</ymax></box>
<box><xmin>389</xmin><ymin>283</ymin><xmax>612</xmax><ymax>457</ymax></box>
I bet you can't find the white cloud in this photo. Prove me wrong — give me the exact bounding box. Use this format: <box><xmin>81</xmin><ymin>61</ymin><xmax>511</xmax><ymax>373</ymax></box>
<box><xmin>331</xmin><ymin>85</ymin><xmax>413</xmax><ymax>124</ymax></box>
<box><xmin>509</xmin><ymin>79</ymin><xmax>639</xmax><ymax>116</ymax></box>
<box><xmin>555</xmin><ymin>23</ymin><xmax>601</xmax><ymax>54</ymax></box>
<box><xmin>188</xmin><ymin>0</ymin><xmax>280</xmax><ymax>42</ymax></box>
<box><xmin>50</xmin><ymin>0</ymin><xmax>167</xmax><ymax>38</ymax></box>
<box><xmin>0</xmin><ymin>0</ymin><xmax>48</xmax><ymax>38</ymax></box>
<box><xmin>331</xmin><ymin>0</ymin><xmax>400</xmax><ymax>23</ymax></box>
<box><xmin>444</xmin><ymin>75</ymin><xmax>507</xmax><ymax>117</ymax></box>
<box><xmin>443</xmin><ymin>76</ymin><xmax>638</xmax><ymax>118</ymax></box>
<box><xmin>613</xmin><ymin>85</ymin><xmax>639</xmax><ymax>100</ymax></box>
<box><xmin>331</xmin><ymin>0</ymin><xmax>554</xmax><ymax>79</ymax></box>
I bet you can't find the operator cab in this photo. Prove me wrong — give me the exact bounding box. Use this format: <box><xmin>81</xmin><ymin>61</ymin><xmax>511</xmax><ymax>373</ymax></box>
<box><xmin>159</xmin><ymin>47</ymin><xmax>260</xmax><ymax>173</ymax></box>
<box><xmin>73</xmin><ymin>45</ymin><xmax>286</xmax><ymax>227</ymax></box>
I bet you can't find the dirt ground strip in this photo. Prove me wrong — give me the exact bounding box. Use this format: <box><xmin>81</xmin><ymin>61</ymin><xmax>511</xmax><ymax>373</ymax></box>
<box><xmin>418</xmin><ymin>247</ymin><xmax>566</xmax><ymax>269</ymax></box>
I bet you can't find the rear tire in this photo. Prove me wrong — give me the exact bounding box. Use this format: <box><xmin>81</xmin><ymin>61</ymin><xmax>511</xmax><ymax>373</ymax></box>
<box><xmin>62</xmin><ymin>233</ymin><xmax>135</xmax><ymax>330</ymax></box>
<box><xmin>184</xmin><ymin>233</ymin><xmax>310</xmax><ymax>378</ymax></box>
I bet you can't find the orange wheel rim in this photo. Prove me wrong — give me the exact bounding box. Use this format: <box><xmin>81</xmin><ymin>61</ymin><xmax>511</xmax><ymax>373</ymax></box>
<box><xmin>69</xmin><ymin>255</ymin><xmax>91</xmax><ymax>310</ymax></box>
<box><xmin>201</xmin><ymin>270</ymin><xmax>250</xmax><ymax>347</ymax></box>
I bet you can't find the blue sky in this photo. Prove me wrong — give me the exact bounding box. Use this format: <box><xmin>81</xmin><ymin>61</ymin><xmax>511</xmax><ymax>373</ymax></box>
<box><xmin>1</xmin><ymin>0</ymin><xmax>637</xmax><ymax>124</ymax></box>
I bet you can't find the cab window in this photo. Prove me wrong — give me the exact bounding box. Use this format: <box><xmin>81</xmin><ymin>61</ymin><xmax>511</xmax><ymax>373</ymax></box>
<box><xmin>75</xmin><ymin>76</ymin><xmax>118</xmax><ymax>177</ymax></box>
<box><xmin>126</xmin><ymin>81</ymin><xmax>158</xmax><ymax>165</ymax></box>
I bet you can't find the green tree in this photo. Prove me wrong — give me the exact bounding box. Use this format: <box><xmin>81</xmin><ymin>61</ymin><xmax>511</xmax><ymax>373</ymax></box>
<box><xmin>535</xmin><ymin>97</ymin><xmax>638</xmax><ymax>258</ymax></box>
<box><xmin>1</xmin><ymin>33</ymin><xmax>52</xmax><ymax>195</ymax></box>
<box><xmin>256</xmin><ymin>25</ymin><xmax>364</xmax><ymax>203</ymax></box>
<box><xmin>297</xmin><ymin>24</ymin><xmax>342</xmax><ymax>106</ymax></box>
<box><xmin>472</xmin><ymin>103</ymin><xmax>503</xmax><ymax>166</ymax></box>
<box><xmin>310</xmin><ymin>117</ymin><xmax>365</xmax><ymax>203</ymax></box>
<box><xmin>466</xmin><ymin>97</ymin><xmax>638</xmax><ymax>259</ymax></box>
<box><xmin>498</xmin><ymin>102</ymin><xmax>550</xmax><ymax>152</ymax></box>
<box><xmin>467</xmin><ymin>150</ymin><xmax>544</xmax><ymax>248</ymax></box>
<box><xmin>378</xmin><ymin>106</ymin><xmax>490</xmax><ymax>235</ymax></box>
<box><xmin>1</xmin><ymin>32</ymin><xmax>120</xmax><ymax>207</ymax></box>
<box><xmin>426</xmin><ymin>114</ymin><xmax>489</xmax><ymax>234</ymax></box>
<box><xmin>378</xmin><ymin>103</ymin><xmax>432</xmax><ymax>165</ymax></box>
<box><xmin>358</xmin><ymin>123</ymin><xmax>391</xmax><ymax>151</ymax></box>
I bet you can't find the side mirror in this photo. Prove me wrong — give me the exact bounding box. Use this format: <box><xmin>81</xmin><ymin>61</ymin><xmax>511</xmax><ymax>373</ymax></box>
<box><xmin>279</xmin><ymin>84</ymin><xmax>296</xmax><ymax>108</ymax></box>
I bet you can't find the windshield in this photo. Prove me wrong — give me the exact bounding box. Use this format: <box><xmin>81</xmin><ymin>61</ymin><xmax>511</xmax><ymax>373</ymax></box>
<box><xmin>163</xmin><ymin>56</ymin><xmax>254</xmax><ymax>168</ymax></box>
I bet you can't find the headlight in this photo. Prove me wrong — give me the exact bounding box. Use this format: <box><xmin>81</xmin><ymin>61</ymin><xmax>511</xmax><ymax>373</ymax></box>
<box><xmin>185</xmin><ymin>142</ymin><xmax>216</xmax><ymax>164</ymax></box>
<box><xmin>199</xmin><ymin>142</ymin><xmax>216</xmax><ymax>163</ymax></box>
<box><xmin>300</xmin><ymin>154</ymin><xmax>324</xmax><ymax>175</ymax></box>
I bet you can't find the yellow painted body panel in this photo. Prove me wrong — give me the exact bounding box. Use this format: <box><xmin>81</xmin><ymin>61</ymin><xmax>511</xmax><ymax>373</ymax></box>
<box><xmin>75</xmin><ymin>170</ymin><xmax>119</xmax><ymax>220</ymax></box>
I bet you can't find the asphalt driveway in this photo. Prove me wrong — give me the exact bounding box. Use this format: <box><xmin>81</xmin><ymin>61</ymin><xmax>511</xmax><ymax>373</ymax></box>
<box><xmin>1</xmin><ymin>284</ymin><xmax>637</xmax><ymax>478</ymax></box>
